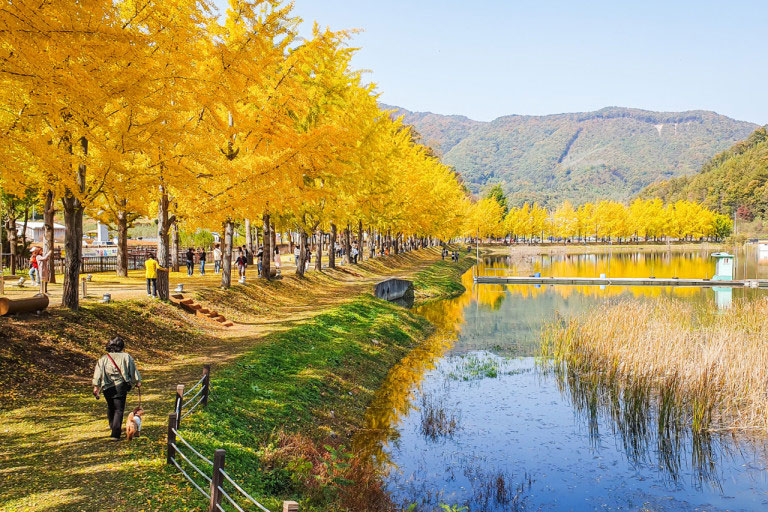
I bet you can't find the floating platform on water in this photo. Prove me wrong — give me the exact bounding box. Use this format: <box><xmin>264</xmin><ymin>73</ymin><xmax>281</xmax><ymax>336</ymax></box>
<box><xmin>474</xmin><ymin>276</ymin><xmax>767</xmax><ymax>288</ymax></box>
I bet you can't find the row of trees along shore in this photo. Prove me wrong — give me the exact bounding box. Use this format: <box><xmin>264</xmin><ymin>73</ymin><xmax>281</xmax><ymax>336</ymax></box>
<box><xmin>0</xmin><ymin>1</ymin><xmax>733</xmax><ymax>310</ymax></box>
<box><xmin>0</xmin><ymin>0</ymin><xmax>469</xmax><ymax>309</ymax></box>
<box><xmin>469</xmin><ymin>192</ymin><xmax>733</xmax><ymax>242</ymax></box>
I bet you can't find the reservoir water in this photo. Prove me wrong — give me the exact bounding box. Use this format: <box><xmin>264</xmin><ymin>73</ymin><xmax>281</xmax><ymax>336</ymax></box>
<box><xmin>356</xmin><ymin>249</ymin><xmax>768</xmax><ymax>511</ymax></box>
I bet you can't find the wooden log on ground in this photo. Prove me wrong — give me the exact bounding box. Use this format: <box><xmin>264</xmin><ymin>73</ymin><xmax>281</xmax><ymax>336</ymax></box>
<box><xmin>0</xmin><ymin>295</ymin><xmax>50</xmax><ymax>316</ymax></box>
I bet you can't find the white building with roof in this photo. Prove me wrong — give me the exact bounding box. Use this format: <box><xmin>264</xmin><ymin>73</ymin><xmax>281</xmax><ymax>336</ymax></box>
<box><xmin>15</xmin><ymin>221</ymin><xmax>66</xmax><ymax>244</ymax></box>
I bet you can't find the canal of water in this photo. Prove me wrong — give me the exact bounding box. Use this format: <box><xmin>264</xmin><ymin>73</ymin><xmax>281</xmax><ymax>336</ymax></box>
<box><xmin>356</xmin><ymin>250</ymin><xmax>768</xmax><ymax>511</ymax></box>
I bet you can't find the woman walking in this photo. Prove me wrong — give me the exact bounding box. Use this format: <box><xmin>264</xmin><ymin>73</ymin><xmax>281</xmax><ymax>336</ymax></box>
<box><xmin>36</xmin><ymin>248</ymin><xmax>53</xmax><ymax>294</ymax></box>
<box><xmin>28</xmin><ymin>248</ymin><xmax>40</xmax><ymax>284</ymax></box>
<box><xmin>92</xmin><ymin>336</ymin><xmax>142</xmax><ymax>441</ymax></box>
<box><xmin>197</xmin><ymin>247</ymin><xmax>206</xmax><ymax>275</ymax></box>
<box><xmin>213</xmin><ymin>244</ymin><xmax>222</xmax><ymax>274</ymax></box>
<box><xmin>274</xmin><ymin>244</ymin><xmax>281</xmax><ymax>271</ymax></box>
<box><xmin>236</xmin><ymin>249</ymin><xmax>247</xmax><ymax>278</ymax></box>
<box><xmin>185</xmin><ymin>247</ymin><xmax>195</xmax><ymax>276</ymax></box>
<box><xmin>256</xmin><ymin>245</ymin><xmax>264</xmax><ymax>277</ymax></box>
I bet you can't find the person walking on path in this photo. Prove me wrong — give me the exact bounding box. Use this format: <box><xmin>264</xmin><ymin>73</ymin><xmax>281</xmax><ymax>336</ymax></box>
<box><xmin>92</xmin><ymin>336</ymin><xmax>142</xmax><ymax>441</ymax></box>
<box><xmin>294</xmin><ymin>245</ymin><xmax>300</xmax><ymax>267</ymax></box>
<box><xmin>213</xmin><ymin>244</ymin><xmax>222</xmax><ymax>274</ymax></box>
<box><xmin>185</xmin><ymin>248</ymin><xmax>195</xmax><ymax>276</ymax></box>
<box><xmin>144</xmin><ymin>253</ymin><xmax>165</xmax><ymax>298</ymax></box>
<box><xmin>256</xmin><ymin>245</ymin><xmax>264</xmax><ymax>277</ymax></box>
<box><xmin>197</xmin><ymin>247</ymin><xmax>206</xmax><ymax>275</ymax></box>
<box><xmin>36</xmin><ymin>248</ymin><xmax>53</xmax><ymax>294</ymax></box>
<box><xmin>274</xmin><ymin>244</ymin><xmax>281</xmax><ymax>271</ymax></box>
<box><xmin>236</xmin><ymin>249</ymin><xmax>247</xmax><ymax>278</ymax></box>
<box><xmin>28</xmin><ymin>248</ymin><xmax>40</xmax><ymax>285</ymax></box>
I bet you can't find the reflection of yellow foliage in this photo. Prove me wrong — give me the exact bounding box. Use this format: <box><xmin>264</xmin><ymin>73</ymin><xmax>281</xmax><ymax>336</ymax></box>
<box><xmin>353</xmin><ymin>333</ymin><xmax>454</xmax><ymax>462</ymax></box>
<box><xmin>415</xmin><ymin>252</ymin><xmax>717</xmax><ymax>336</ymax></box>
<box><xmin>478</xmin><ymin>254</ymin><xmax>715</xmax><ymax>300</ymax></box>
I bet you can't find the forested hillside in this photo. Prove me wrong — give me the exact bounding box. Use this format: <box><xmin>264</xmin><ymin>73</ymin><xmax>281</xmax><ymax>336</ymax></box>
<box><xmin>641</xmin><ymin>127</ymin><xmax>768</xmax><ymax>219</ymax></box>
<box><xmin>385</xmin><ymin>104</ymin><xmax>757</xmax><ymax>206</ymax></box>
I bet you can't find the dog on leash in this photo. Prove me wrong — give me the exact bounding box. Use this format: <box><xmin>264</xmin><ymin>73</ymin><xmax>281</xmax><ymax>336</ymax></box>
<box><xmin>126</xmin><ymin>406</ymin><xmax>144</xmax><ymax>441</ymax></box>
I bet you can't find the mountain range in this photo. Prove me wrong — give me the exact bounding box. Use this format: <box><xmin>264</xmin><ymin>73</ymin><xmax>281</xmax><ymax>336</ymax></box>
<box><xmin>384</xmin><ymin>104</ymin><xmax>758</xmax><ymax>207</ymax></box>
<box><xmin>641</xmin><ymin>127</ymin><xmax>768</xmax><ymax>218</ymax></box>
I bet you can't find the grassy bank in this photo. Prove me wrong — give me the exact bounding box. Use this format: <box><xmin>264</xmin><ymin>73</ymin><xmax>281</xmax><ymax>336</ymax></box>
<box><xmin>412</xmin><ymin>252</ymin><xmax>475</xmax><ymax>303</ymax></box>
<box><xmin>541</xmin><ymin>297</ymin><xmax>768</xmax><ymax>433</ymax></box>
<box><xmin>173</xmin><ymin>296</ymin><xmax>432</xmax><ymax>511</ymax></box>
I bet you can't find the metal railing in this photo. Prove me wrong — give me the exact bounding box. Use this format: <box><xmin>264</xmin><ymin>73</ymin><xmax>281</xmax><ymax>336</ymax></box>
<box><xmin>166</xmin><ymin>365</ymin><xmax>298</xmax><ymax>512</ymax></box>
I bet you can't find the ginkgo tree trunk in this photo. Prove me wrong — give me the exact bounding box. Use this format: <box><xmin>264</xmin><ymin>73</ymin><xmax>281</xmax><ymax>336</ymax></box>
<box><xmin>171</xmin><ymin>223</ymin><xmax>180</xmax><ymax>272</ymax></box>
<box><xmin>262</xmin><ymin>213</ymin><xmax>271</xmax><ymax>280</ymax></box>
<box><xmin>328</xmin><ymin>223</ymin><xmax>337</xmax><ymax>269</ymax></box>
<box><xmin>344</xmin><ymin>226</ymin><xmax>352</xmax><ymax>264</ymax></box>
<box><xmin>357</xmin><ymin>220</ymin><xmax>364</xmax><ymax>263</ymax></box>
<box><xmin>315</xmin><ymin>229</ymin><xmax>325</xmax><ymax>271</ymax></box>
<box><xmin>245</xmin><ymin>218</ymin><xmax>253</xmax><ymax>265</ymax></box>
<box><xmin>60</xmin><ymin>137</ymin><xmax>89</xmax><ymax>309</ymax></box>
<box><xmin>296</xmin><ymin>228</ymin><xmax>310</xmax><ymax>277</ymax></box>
<box><xmin>116</xmin><ymin>208</ymin><xmax>129</xmax><ymax>277</ymax></box>
<box><xmin>220</xmin><ymin>220</ymin><xmax>234</xmax><ymax>288</ymax></box>
<box><xmin>156</xmin><ymin>183</ymin><xmax>175</xmax><ymax>300</ymax></box>
<box><xmin>43</xmin><ymin>190</ymin><xmax>56</xmax><ymax>283</ymax></box>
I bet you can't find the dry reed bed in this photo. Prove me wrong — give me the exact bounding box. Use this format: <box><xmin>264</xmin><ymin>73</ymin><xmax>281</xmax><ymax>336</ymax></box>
<box><xmin>541</xmin><ymin>297</ymin><xmax>768</xmax><ymax>432</ymax></box>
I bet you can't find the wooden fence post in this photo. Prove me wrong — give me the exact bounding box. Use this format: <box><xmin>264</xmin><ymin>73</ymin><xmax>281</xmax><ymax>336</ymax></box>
<box><xmin>282</xmin><ymin>501</ymin><xmax>299</xmax><ymax>512</ymax></box>
<box><xmin>209</xmin><ymin>449</ymin><xmax>225</xmax><ymax>512</ymax></box>
<box><xmin>174</xmin><ymin>384</ymin><xmax>184</xmax><ymax>429</ymax></box>
<box><xmin>202</xmin><ymin>365</ymin><xmax>211</xmax><ymax>407</ymax></box>
<box><xmin>167</xmin><ymin>413</ymin><xmax>177</xmax><ymax>464</ymax></box>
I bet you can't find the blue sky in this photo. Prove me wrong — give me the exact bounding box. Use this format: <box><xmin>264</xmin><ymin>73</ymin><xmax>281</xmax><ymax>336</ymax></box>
<box><xmin>212</xmin><ymin>1</ymin><xmax>768</xmax><ymax>124</ymax></box>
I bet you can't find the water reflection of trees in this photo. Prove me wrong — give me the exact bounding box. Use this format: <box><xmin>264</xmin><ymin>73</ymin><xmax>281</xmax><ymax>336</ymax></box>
<box><xmin>353</xmin><ymin>333</ymin><xmax>454</xmax><ymax>465</ymax></box>
<box><xmin>549</xmin><ymin>363</ymin><xmax>764</xmax><ymax>491</ymax></box>
<box><xmin>417</xmin><ymin>253</ymin><xmax>723</xmax><ymax>342</ymax></box>
<box><xmin>482</xmin><ymin>253</ymin><xmax>715</xmax><ymax>299</ymax></box>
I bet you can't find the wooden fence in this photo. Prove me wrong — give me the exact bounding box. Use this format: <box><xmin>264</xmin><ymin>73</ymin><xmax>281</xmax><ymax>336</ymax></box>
<box><xmin>167</xmin><ymin>365</ymin><xmax>299</xmax><ymax>512</ymax></box>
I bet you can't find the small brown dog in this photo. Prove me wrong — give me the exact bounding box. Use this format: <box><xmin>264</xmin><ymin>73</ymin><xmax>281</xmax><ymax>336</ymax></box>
<box><xmin>126</xmin><ymin>406</ymin><xmax>144</xmax><ymax>441</ymax></box>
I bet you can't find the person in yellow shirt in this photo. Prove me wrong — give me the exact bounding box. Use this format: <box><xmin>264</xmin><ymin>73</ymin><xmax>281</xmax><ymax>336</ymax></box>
<box><xmin>144</xmin><ymin>254</ymin><xmax>165</xmax><ymax>298</ymax></box>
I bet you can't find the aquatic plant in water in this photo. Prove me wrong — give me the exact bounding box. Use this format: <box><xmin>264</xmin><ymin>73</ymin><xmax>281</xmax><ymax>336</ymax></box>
<box><xmin>464</xmin><ymin>465</ymin><xmax>534</xmax><ymax>512</ymax></box>
<box><xmin>438</xmin><ymin>505</ymin><xmax>468</xmax><ymax>512</ymax></box>
<box><xmin>418</xmin><ymin>392</ymin><xmax>460</xmax><ymax>440</ymax></box>
<box><xmin>539</xmin><ymin>296</ymin><xmax>768</xmax><ymax>489</ymax></box>
<box><xmin>540</xmin><ymin>297</ymin><xmax>768</xmax><ymax>432</ymax></box>
<box><xmin>446</xmin><ymin>352</ymin><xmax>528</xmax><ymax>381</ymax></box>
